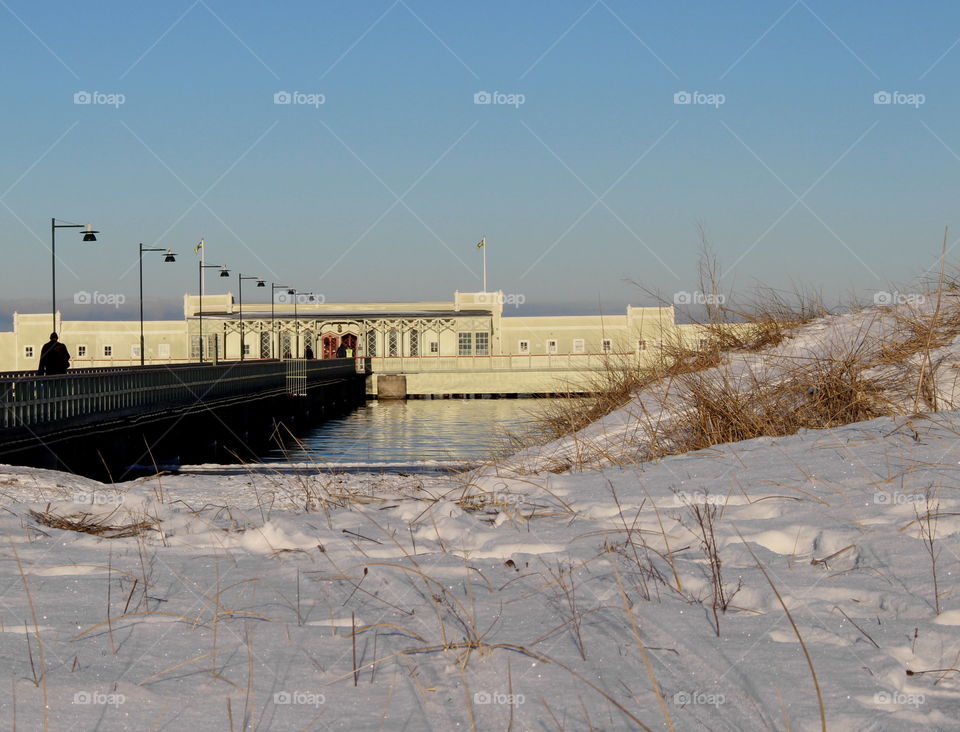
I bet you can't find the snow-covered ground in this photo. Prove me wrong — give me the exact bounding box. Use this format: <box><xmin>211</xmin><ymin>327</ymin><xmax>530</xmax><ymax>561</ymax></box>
<box><xmin>2</xmin><ymin>302</ymin><xmax>960</xmax><ymax>730</ymax></box>
<box><xmin>1</xmin><ymin>410</ymin><xmax>959</xmax><ymax>730</ymax></box>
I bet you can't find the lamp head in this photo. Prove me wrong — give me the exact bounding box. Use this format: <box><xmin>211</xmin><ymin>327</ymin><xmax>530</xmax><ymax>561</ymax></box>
<box><xmin>219</xmin><ymin>267</ymin><xmax>230</xmax><ymax>277</ymax></box>
<box><xmin>163</xmin><ymin>250</ymin><xmax>177</xmax><ymax>263</ymax></box>
<box><xmin>81</xmin><ymin>224</ymin><xmax>98</xmax><ymax>242</ymax></box>
<box><xmin>256</xmin><ymin>280</ymin><xmax>265</xmax><ymax>287</ymax></box>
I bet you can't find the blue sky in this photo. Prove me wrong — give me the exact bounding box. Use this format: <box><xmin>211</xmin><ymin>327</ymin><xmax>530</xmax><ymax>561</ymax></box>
<box><xmin>2</xmin><ymin>0</ymin><xmax>959</xmax><ymax>326</ymax></box>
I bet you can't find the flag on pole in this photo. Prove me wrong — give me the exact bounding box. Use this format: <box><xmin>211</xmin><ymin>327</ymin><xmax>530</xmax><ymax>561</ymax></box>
<box><xmin>194</xmin><ymin>239</ymin><xmax>204</xmax><ymax>254</ymax></box>
<box><xmin>476</xmin><ymin>238</ymin><xmax>485</xmax><ymax>249</ymax></box>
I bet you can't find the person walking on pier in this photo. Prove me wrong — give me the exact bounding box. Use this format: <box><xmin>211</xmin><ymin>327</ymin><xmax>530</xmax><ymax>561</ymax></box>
<box><xmin>38</xmin><ymin>332</ymin><xmax>71</xmax><ymax>375</ymax></box>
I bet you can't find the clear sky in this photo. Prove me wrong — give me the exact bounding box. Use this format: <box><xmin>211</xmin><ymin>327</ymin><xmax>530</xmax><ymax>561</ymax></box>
<box><xmin>2</xmin><ymin>1</ymin><xmax>959</xmax><ymax>326</ymax></box>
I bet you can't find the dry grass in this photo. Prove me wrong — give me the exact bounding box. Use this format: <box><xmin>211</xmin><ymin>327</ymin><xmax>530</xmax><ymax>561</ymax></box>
<box><xmin>29</xmin><ymin>507</ymin><xmax>160</xmax><ymax>539</ymax></box>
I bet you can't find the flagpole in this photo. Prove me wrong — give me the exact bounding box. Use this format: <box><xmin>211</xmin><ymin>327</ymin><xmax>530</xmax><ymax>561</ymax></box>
<box><xmin>482</xmin><ymin>236</ymin><xmax>487</xmax><ymax>292</ymax></box>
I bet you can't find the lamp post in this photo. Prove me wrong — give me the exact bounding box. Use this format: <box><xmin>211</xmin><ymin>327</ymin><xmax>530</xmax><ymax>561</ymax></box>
<box><xmin>51</xmin><ymin>219</ymin><xmax>98</xmax><ymax>333</ymax></box>
<box><xmin>138</xmin><ymin>243</ymin><xmax>177</xmax><ymax>366</ymax></box>
<box><xmin>270</xmin><ymin>283</ymin><xmax>292</xmax><ymax>359</ymax></box>
<box><xmin>292</xmin><ymin>291</ymin><xmax>315</xmax><ymax>359</ymax></box>
<box><xmin>237</xmin><ymin>274</ymin><xmax>265</xmax><ymax>361</ymax></box>
<box><xmin>198</xmin><ymin>261</ymin><xmax>230</xmax><ymax>362</ymax></box>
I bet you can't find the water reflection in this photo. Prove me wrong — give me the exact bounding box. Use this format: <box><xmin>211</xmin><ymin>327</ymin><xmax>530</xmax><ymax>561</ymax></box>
<box><xmin>265</xmin><ymin>398</ymin><xmax>550</xmax><ymax>466</ymax></box>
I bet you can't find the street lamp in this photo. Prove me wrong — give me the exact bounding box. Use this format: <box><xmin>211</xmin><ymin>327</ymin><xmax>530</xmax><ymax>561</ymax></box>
<box><xmin>237</xmin><ymin>274</ymin><xmax>265</xmax><ymax>361</ymax></box>
<box><xmin>138</xmin><ymin>243</ymin><xmax>177</xmax><ymax>366</ymax></box>
<box><xmin>198</xmin><ymin>261</ymin><xmax>229</xmax><ymax>362</ymax></box>
<box><xmin>270</xmin><ymin>283</ymin><xmax>292</xmax><ymax>359</ymax></box>
<box><xmin>51</xmin><ymin>219</ymin><xmax>98</xmax><ymax>332</ymax></box>
<box><xmin>293</xmin><ymin>291</ymin><xmax>315</xmax><ymax>359</ymax></box>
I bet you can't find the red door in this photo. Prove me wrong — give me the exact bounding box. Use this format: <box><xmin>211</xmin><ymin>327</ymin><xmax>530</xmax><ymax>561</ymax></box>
<box><xmin>321</xmin><ymin>334</ymin><xmax>338</xmax><ymax>359</ymax></box>
<box><xmin>341</xmin><ymin>333</ymin><xmax>357</xmax><ymax>356</ymax></box>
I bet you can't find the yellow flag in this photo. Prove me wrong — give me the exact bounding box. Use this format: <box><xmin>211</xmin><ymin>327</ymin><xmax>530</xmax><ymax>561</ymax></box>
<box><xmin>476</xmin><ymin>239</ymin><xmax>485</xmax><ymax>249</ymax></box>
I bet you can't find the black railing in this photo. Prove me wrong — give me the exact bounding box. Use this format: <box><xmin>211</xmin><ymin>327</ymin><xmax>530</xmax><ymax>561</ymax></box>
<box><xmin>0</xmin><ymin>359</ymin><xmax>368</xmax><ymax>430</ymax></box>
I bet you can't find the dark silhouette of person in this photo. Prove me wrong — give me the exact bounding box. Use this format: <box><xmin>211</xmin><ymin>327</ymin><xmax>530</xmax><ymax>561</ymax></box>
<box><xmin>304</xmin><ymin>345</ymin><xmax>315</xmax><ymax>359</ymax></box>
<box><xmin>336</xmin><ymin>342</ymin><xmax>348</xmax><ymax>358</ymax></box>
<box><xmin>38</xmin><ymin>332</ymin><xmax>70</xmax><ymax>375</ymax></box>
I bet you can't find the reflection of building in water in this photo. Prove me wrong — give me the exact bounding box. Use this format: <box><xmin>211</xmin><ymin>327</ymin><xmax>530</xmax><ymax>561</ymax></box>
<box><xmin>0</xmin><ymin>291</ymin><xmax>712</xmax><ymax>396</ymax></box>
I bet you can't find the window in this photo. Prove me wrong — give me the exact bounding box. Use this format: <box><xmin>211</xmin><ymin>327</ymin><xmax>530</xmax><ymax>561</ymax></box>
<box><xmin>280</xmin><ymin>332</ymin><xmax>292</xmax><ymax>357</ymax></box>
<box><xmin>546</xmin><ymin>339</ymin><xmax>557</xmax><ymax>354</ymax></box>
<box><xmin>158</xmin><ymin>343</ymin><xmax>170</xmax><ymax>359</ymax></box>
<box><xmin>131</xmin><ymin>344</ymin><xmax>141</xmax><ymax>359</ymax></box>
<box><xmin>430</xmin><ymin>341</ymin><xmax>439</xmax><ymax>354</ymax></box>
<box><xmin>77</xmin><ymin>345</ymin><xmax>87</xmax><ymax>358</ymax></box>
<box><xmin>242</xmin><ymin>343</ymin><xmax>251</xmax><ymax>356</ymax></box>
<box><xmin>637</xmin><ymin>339</ymin><xmax>647</xmax><ymax>352</ymax></box>
<box><xmin>260</xmin><ymin>332</ymin><xmax>270</xmax><ymax>358</ymax></box>
<box><xmin>475</xmin><ymin>332</ymin><xmax>489</xmax><ymax>356</ymax></box>
<box><xmin>518</xmin><ymin>340</ymin><xmax>530</xmax><ymax>354</ymax></box>
<box><xmin>24</xmin><ymin>346</ymin><xmax>34</xmax><ymax>359</ymax></box>
<box><xmin>601</xmin><ymin>339</ymin><xmax>612</xmax><ymax>353</ymax></box>
<box><xmin>409</xmin><ymin>329</ymin><xmax>419</xmax><ymax>357</ymax></box>
<box><xmin>388</xmin><ymin>329</ymin><xmax>399</xmax><ymax>357</ymax></box>
<box><xmin>366</xmin><ymin>330</ymin><xmax>377</xmax><ymax>357</ymax></box>
<box><xmin>458</xmin><ymin>332</ymin><xmax>472</xmax><ymax>356</ymax></box>
<box><xmin>103</xmin><ymin>345</ymin><xmax>113</xmax><ymax>358</ymax></box>
<box><xmin>573</xmin><ymin>338</ymin><xmax>585</xmax><ymax>354</ymax></box>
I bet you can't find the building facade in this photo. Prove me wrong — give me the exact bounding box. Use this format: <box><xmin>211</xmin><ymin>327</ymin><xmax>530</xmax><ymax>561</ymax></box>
<box><xmin>0</xmin><ymin>292</ymin><xmax>707</xmax><ymax>395</ymax></box>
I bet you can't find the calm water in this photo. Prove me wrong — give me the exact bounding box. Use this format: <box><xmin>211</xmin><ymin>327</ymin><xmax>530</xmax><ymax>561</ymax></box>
<box><xmin>265</xmin><ymin>398</ymin><xmax>551</xmax><ymax>466</ymax></box>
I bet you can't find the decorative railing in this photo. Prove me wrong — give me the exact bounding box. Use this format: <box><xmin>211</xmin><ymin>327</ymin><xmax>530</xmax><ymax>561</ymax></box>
<box><xmin>0</xmin><ymin>359</ymin><xmax>367</xmax><ymax>430</ymax></box>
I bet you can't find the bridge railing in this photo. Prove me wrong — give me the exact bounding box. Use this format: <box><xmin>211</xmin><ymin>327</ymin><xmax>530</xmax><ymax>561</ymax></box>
<box><xmin>0</xmin><ymin>359</ymin><xmax>366</xmax><ymax>430</ymax></box>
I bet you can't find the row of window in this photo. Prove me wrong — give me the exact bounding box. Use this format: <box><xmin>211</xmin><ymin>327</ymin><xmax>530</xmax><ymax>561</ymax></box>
<box><xmin>23</xmin><ymin>336</ymin><xmax>680</xmax><ymax>361</ymax></box>
<box><xmin>506</xmin><ymin>338</ymin><xmax>661</xmax><ymax>355</ymax></box>
<box><xmin>24</xmin><ymin>344</ymin><xmax>172</xmax><ymax>359</ymax></box>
